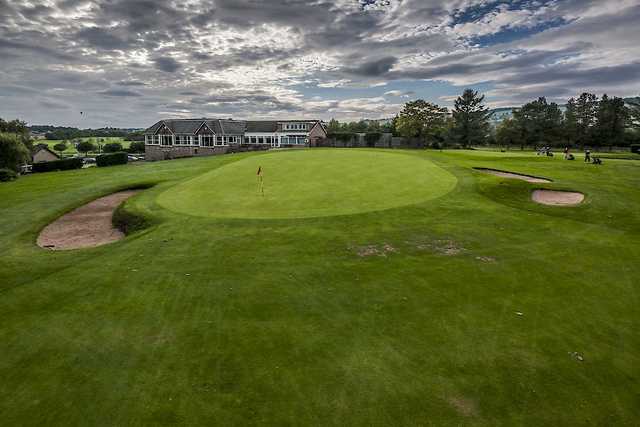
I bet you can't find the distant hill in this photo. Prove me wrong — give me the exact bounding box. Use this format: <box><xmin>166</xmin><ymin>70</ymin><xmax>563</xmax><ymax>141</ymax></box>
<box><xmin>29</xmin><ymin>125</ymin><xmax>143</xmax><ymax>140</ymax></box>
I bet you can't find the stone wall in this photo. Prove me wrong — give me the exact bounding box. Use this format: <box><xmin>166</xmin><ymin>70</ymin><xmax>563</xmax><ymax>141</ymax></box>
<box><xmin>145</xmin><ymin>145</ymin><xmax>229</xmax><ymax>161</ymax></box>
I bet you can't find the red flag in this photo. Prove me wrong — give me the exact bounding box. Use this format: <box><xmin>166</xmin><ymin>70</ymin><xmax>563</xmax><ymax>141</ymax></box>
<box><xmin>257</xmin><ymin>166</ymin><xmax>262</xmax><ymax>176</ymax></box>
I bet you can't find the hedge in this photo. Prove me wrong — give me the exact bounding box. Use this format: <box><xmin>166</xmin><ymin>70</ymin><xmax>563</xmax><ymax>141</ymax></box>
<box><xmin>0</xmin><ymin>168</ymin><xmax>18</xmax><ymax>182</ymax></box>
<box><xmin>32</xmin><ymin>157</ymin><xmax>83</xmax><ymax>173</ymax></box>
<box><xmin>97</xmin><ymin>152</ymin><xmax>128</xmax><ymax>167</ymax></box>
<box><xmin>328</xmin><ymin>132</ymin><xmax>356</xmax><ymax>142</ymax></box>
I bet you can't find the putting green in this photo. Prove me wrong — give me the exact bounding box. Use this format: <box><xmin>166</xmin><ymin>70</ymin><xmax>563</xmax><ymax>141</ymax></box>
<box><xmin>157</xmin><ymin>149</ymin><xmax>457</xmax><ymax>219</ymax></box>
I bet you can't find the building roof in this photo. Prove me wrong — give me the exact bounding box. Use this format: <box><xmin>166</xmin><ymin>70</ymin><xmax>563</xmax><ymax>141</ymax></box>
<box><xmin>145</xmin><ymin>118</ymin><xmax>323</xmax><ymax>135</ymax></box>
<box><xmin>33</xmin><ymin>145</ymin><xmax>60</xmax><ymax>160</ymax></box>
<box><xmin>246</xmin><ymin>121</ymin><xmax>278</xmax><ymax>133</ymax></box>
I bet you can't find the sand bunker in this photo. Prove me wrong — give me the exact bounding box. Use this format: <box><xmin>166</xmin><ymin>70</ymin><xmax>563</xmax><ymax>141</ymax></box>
<box><xmin>38</xmin><ymin>190</ymin><xmax>140</xmax><ymax>250</ymax></box>
<box><xmin>475</xmin><ymin>168</ymin><xmax>551</xmax><ymax>183</ymax></box>
<box><xmin>532</xmin><ymin>189</ymin><xmax>584</xmax><ymax>206</ymax></box>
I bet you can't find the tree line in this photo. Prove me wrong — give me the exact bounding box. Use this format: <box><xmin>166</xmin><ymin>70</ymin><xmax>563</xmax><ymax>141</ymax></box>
<box><xmin>326</xmin><ymin>91</ymin><xmax>640</xmax><ymax>149</ymax></box>
<box><xmin>30</xmin><ymin>125</ymin><xmax>141</xmax><ymax>140</ymax></box>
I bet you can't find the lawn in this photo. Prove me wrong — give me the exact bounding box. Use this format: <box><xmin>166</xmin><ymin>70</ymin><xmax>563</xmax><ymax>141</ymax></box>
<box><xmin>1</xmin><ymin>149</ymin><xmax>638</xmax><ymax>425</ymax></box>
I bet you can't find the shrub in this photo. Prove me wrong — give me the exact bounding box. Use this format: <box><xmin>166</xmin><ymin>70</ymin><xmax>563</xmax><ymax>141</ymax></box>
<box><xmin>96</xmin><ymin>152</ymin><xmax>128</xmax><ymax>167</ymax></box>
<box><xmin>103</xmin><ymin>142</ymin><xmax>123</xmax><ymax>153</ymax></box>
<box><xmin>127</xmin><ymin>141</ymin><xmax>145</xmax><ymax>153</ymax></box>
<box><xmin>0</xmin><ymin>132</ymin><xmax>30</xmax><ymax>172</ymax></box>
<box><xmin>53</xmin><ymin>142</ymin><xmax>68</xmax><ymax>153</ymax></box>
<box><xmin>0</xmin><ymin>168</ymin><xmax>18</xmax><ymax>182</ymax></box>
<box><xmin>76</xmin><ymin>141</ymin><xmax>95</xmax><ymax>155</ymax></box>
<box><xmin>631</xmin><ymin>144</ymin><xmax>640</xmax><ymax>154</ymax></box>
<box><xmin>32</xmin><ymin>157</ymin><xmax>83</xmax><ymax>173</ymax></box>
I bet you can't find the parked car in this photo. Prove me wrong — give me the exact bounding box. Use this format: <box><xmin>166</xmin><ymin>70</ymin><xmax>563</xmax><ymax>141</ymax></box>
<box><xmin>127</xmin><ymin>155</ymin><xmax>140</xmax><ymax>162</ymax></box>
<box><xmin>83</xmin><ymin>157</ymin><xmax>96</xmax><ymax>165</ymax></box>
<box><xmin>20</xmin><ymin>164</ymin><xmax>33</xmax><ymax>174</ymax></box>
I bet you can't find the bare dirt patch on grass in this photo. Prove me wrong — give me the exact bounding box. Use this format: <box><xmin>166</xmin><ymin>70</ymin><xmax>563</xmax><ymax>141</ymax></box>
<box><xmin>448</xmin><ymin>396</ymin><xmax>478</xmax><ymax>417</ymax></box>
<box><xmin>406</xmin><ymin>237</ymin><xmax>466</xmax><ymax>256</ymax></box>
<box><xmin>532</xmin><ymin>189</ymin><xmax>584</xmax><ymax>206</ymax></box>
<box><xmin>353</xmin><ymin>243</ymin><xmax>397</xmax><ymax>257</ymax></box>
<box><xmin>37</xmin><ymin>190</ymin><xmax>140</xmax><ymax>250</ymax></box>
<box><xmin>474</xmin><ymin>167</ymin><xmax>551</xmax><ymax>183</ymax></box>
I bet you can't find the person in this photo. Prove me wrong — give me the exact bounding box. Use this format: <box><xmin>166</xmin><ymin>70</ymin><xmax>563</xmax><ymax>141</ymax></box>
<box><xmin>564</xmin><ymin>146</ymin><xmax>569</xmax><ymax>159</ymax></box>
<box><xmin>584</xmin><ymin>149</ymin><xmax>591</xmax><ymax>163</ymax></box>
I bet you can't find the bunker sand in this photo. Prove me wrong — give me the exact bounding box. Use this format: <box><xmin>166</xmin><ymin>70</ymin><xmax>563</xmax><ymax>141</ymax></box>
<box><xmin>532</xmin><ymin>189</ymin><xmax>584</xmax><ymax>206</ymax></box>
<box><xmin>475</xmin><ymin>167</ymin><xmax>551</xmax><ymax>183</ymax></box>
<box><xmin>37</xmin><ymin>190</ymin><xmax>139</xmax><ymax>250</ymax></box>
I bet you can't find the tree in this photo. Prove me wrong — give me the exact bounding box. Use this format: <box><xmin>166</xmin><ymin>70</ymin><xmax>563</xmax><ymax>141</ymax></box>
<box><xmin>102</xmin><ymin>142</ymin><xmax>123</xmax><ymax>153</ymax></box>
<box><xmin>512</xmin><ymin>97</ymin><xmax>564</xmax><ymax>147</ymax></box>
<box><xmin>53</xmin><ymin>142</ymin><xmax>68</xmax><ymax>154</ymax></box>
<box><xmin>76</xmin><ymin>141</ymin><xmax>95</xmax><ymax>156</ymax></box>
<box><xmin>573</xmin><ymin>93</ymin><xmax>599</xmax><ymax>146</ymax></box>
<box><xmin>593</xmin><ymin>95</ymin><xmax>629</xmax><ymax>149</ymax></box>
<box><xmin>0</xmin><ymin>132</ymin><xmax>30</xmax><ymax>172</ymax></box>
<box><xmin>128</xmin><ymin>141</ymin><xmax>145</xmax><ymax>153</ymax></box>
<box><xmin>495</xmin><ymin>118</ymin><xmax>521</xmax><ymax>150</ymax></box>
<box><xmin>396</xmin><ymin>100</ymin><xmax>448</xmax><ymax>143</ymax></box>
<box><xmin>451</xmin><ymin>89</ymin><xmax>491</xmax><ymax>147</ymax></box>
<box><xmin>563</xmin><ymin>97</ymin><xmax>579</xmax><ymax>145</ymax></box>
<box><xmin>326</xmin><ymin>119</ymin><xmax>341</xmax><ymax>133</ymax></box>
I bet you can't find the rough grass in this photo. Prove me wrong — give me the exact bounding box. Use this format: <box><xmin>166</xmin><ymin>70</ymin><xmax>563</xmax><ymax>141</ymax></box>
<box><xmin>0</xmin><ymin>149</ymin><xmax>638</xmax><ymax>426</ymax></box>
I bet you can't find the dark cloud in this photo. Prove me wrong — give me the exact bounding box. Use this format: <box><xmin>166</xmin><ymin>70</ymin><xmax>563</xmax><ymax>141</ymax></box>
<box><xmin>98</xmin><ymin>89</ymin><xmax>143</xmax><ymax>97</ymax></box>
<box><xmin>345</xmin><ymin>56</ymin><xmax>398</xmax><ymax>77</ymax></box>
<box><xmin>118</xmin><ymin>80</ymin><xmax>146</xmax><ymax>86</ymax></box>
<box><xmin>76</xmin><ymin>27</ymin><xmax>129</xmax><ymax>50</ymax></box>
<box><xmin>153</xmin><ymin>57</ymin><xmax>182</xmax><ymax>73</ymax></box>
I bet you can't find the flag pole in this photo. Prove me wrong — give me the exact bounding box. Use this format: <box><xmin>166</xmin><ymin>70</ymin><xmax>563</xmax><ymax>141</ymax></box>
<box><xmin>257</xmin><ymin>166</ymin><xmax>264</xmax><ymax>196</ymax></box>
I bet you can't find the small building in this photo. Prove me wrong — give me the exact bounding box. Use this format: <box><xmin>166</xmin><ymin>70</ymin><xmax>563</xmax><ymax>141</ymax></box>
<box><xmin>32</xmin><ymin>146</ymin><xmax>60</xmax><ymax>163</ymax></box>
<box><xmin>143</xmin><ymin>118</ymin><xmax>327</xmax><ymax>161</ymax></box>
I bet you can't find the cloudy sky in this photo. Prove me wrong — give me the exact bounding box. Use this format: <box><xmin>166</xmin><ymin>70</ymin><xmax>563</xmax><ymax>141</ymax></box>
<box><xmin>1</xmin><ymin>0</ymin><xmax>639</xmax><ymax>128</ymax></box>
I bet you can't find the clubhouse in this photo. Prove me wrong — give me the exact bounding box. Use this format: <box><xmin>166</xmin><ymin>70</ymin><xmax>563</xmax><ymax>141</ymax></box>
<box><xmin>144</xmin><ymin>118</ymin><xmax>327</xmax><ymax>161</ymax></box>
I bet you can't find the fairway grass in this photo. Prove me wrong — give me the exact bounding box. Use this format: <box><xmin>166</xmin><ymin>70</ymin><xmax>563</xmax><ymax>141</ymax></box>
<box><xmin>157</xmin><ymin>150</ymin><xmax>457</xmax><ymax>219</ymax></box>
<box><xmin>1</xmin><ymin>149</ymin><xmax>639</xmax><ymax>425</ymax></box>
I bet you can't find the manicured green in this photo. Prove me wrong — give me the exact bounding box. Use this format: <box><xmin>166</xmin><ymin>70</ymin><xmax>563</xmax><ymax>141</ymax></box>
<box><xmin>1</xmin><ymin>149</ymin><xmax>639</xmax><ymax>425</ymax></box>
<box><xmin>158</xmin><ymin>150</ymin><xmax>457</xmax><ymax>219</ymax></box>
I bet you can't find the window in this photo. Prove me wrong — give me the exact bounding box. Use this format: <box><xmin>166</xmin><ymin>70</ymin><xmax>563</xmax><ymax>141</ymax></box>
<box><xmin>266</xmin><ymin>137</ymin><xmax>272</xmax><ymax>144</ymax></box>
<box><xmin>202</xmin><ymin>134</ymin><xmax>214</xmax><ymax>147</ymax></box>
<box><xmin>250</xmin><ymin>136</ymin><xmax>257</xmax><ymax>144</ymax></box>
<box><xmin>160</xmin><ymin>135</ymin><xmax>173</xmax><ymax>146</ymax></box>
<box><xmin>176</xmin><ymin>135</ymin><xmax>192</xmax><ymax>145</ymax></box>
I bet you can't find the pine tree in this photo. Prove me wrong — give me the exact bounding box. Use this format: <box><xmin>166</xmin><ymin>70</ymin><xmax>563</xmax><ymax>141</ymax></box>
<box><xmin>574</xmin><ymin>93</ymin><xmax>598</xmax><ymax>146</ymax></box>
<box><xmin>451</xmin><ymin>89</ymin><xmax>491</xmax><ymax>147</ymax></box>
<box><xmin>594</xmin><ymin>95</ymin><xmax>629</xmax><ymax>148</ymax></box>
<box><xmin>564</xmin><ymin>98</ymin><xmax>579</xmax><ymax>145</ymax></box>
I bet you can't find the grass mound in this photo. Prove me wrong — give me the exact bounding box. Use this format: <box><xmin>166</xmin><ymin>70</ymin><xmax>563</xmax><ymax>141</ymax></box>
<box><xmin>157</xmin><ymin>149</ymin><xmax>457</xmax><ymax>219</ymax></box>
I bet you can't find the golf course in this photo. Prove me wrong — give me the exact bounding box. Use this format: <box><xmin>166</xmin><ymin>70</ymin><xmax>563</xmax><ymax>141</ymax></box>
<box><xmin>1</xmin><ymin>148</ymin><xmax>638</xmax><ymax>425</ymax></box>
